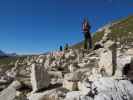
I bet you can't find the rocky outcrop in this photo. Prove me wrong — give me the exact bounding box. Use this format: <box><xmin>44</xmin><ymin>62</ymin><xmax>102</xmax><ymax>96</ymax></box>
<box><xmin>115</xmin><ymin>54</ymin><xmax>132</xmax><ymax>78</ymax></box>
<box><xmin>63</xmin><ymin>72</ymin><xmax>81</xmax><ymax>91</ymax></box>
<box><xmin>0</xmin><ymin>80</ymin><xmax>22</xmax><ymax>100</ymax></box>
<box><xmin>28</xmin><ymin>88</ymin><xmax>68</xmax><ymax>100</ymax></box>
<box><xmin>0</xmin><ymin>41</ymin><xmax>132</xmax><ymax>100</ymax></box>
<box><xmin>93</xmin><ymin>78</ymin><xmax>133</xmax><ymax>100</ymax></box>
<box><xmin>98</xmin><ymin>49</ymin><xmax>113</xmax><ymax>76</ymax></box>
<box><xmin>30</xmin><ymin>63</ymin><xmax>50</xmax><ymax>92</ymax></box>
<box><xmin>64</xmin><ymin>78</ymin><xmax>133</xmax><ymax>100</ymax></box>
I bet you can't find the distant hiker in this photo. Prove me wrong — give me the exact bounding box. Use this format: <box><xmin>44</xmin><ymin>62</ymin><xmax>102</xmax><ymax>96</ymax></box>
<box><xmin>64</xmin><ymin>43</ymin><xmax>69</xmax><ymax>50</ymax></box>
<box><xmin>82</xmin><ymin>18</ymin><xmax>92</xmax><ymax>49</ymax></box>
<box><xmin>60</xmin><ymin>45</ymin><xmax>63</xmax><ymax>51</ymax></box>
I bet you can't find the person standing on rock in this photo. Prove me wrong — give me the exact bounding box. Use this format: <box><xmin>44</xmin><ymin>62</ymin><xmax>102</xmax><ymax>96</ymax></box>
<box><xmin>82</xmin><ymin>18</ymin><xmax>92</xmax><ymax>49</ymax></box>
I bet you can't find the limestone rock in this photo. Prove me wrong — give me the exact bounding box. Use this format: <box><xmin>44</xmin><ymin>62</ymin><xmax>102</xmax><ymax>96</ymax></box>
<box><xmin>89</xmin><ymin>68</ymin><xmax>102</xmax><ymax>81</ymax></box>
<box><xmin>31</xmin><ymin>63</ymin><xmax>50</xmax><ymax>92</ymax></box>
<box><xmin>64</xmin><ymin>77</ymin><xmax>133</xmax><ymax>100</ymax></box>
<box><xmin>37</xmin><ymin>55</ymin><xmax>46</xmax><ymax>64</ymax></box>
<box><xmin>104</xmin><ymin>40</ymin><xmax>115</xmax><ymax>49</ymax></box>
<box><xmin>64</xmin><ymin>72</ymin><xmax>82</xmax><ymax>81</ymax></box>
<box><xmin>98</xmin><ymin>49</ymin><xmax>113</xmax><ymax>76</ymax></box>
<box><xmin>78</xmin><ymin>62</ymin><xmax>88</xmax><ymax>68</ymax></box>
<box><xmin>64</xmin><ymin>91</ymin><xmax>81</xmax><ymax>100</ymax></box>
<box><xmin>48</xmin><ymin>71</ymin><xmax>63</xmax><ymax>79</ymax></box>
<box><xmin>0</xmin><ymin>80</ymin><xmax>22</xmax><ymax>100</ymax></box>
<box><xmin>28</xmin><ymin>88</ymin><xmax>68</xmax><ymax>100</ymax></box>
<box><xmin>63</xmin><ymin>72</ymin><xmax>81</xmax><ymax>91</ymax></box>
<box><xmin>115</xmin><ymin>54</ymin><xmax>131</xmax><ymax>78</ymax></box>
<box><xmin>63</xmin><ymin>79</ymin><xmax>78</xmax><ymax>91</ymax></box>
<box><xmin>78</xmin><ymin>81</ymin><xmax>91</xmax><ymax>95</ymax></box>
<box><xmin>65</xmin><ymin>50</ymin><xmax>76</xmax><ymax>60</ymax></box>
<box><xmin>93</xmin><ymin>78</ymin><xmax>133</xmax><ymax>100</ymax></box>
<box><xmin>68</xmin><ymin>64</ymin><xmax>77</xmax><ymax>73</ymax></box>
<box><xmin>64</xmin><ymin>91</ymin><xmax>93</xmax><ymax>100</ymax></box>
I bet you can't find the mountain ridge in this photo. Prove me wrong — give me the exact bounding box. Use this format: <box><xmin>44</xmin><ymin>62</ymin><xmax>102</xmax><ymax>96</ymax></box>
<box><xmin>0</xmin><ymin>50</ymin><xmax>7</xmax><ymax>57</ymax></box>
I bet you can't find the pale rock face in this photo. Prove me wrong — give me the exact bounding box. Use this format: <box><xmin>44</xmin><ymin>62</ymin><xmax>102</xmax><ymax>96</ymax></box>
<box><xmin>27</xmin><ymin>61</ymin><xmax>32</xmax><ymax>66</ymax></box>
<box><xmin>117</xmin><ymin>54</ymin><xmax>131</xmax><ymax>69</ymax></box>
<box><xmin>31</xmin><ymin>63</ymin><xmax>50</xmax><ymax>92</ymax></box>
<box><xmin>93</xmin><ymin>78</ymin><xmax>116</xmax><ymax>93</ymax></box>
<box><xmin>63</xmin><ymin>72</ymin><xmax>81</xmax><ymax>91</ymax></box>
<box><xmin>48</xmin><ymin>71</ymin><xmax>63</xmax><ymax>79</ymax></box>
<box><xmin>64</xmin><ymin>72</ymin><xmax>81</xmax><ymax>81</ymax></box>
<box><xmin>93</xmin><ymin>78</ymin><xmax>133</xmax><ymax>100</ymax></box>
<box><xmin>98</xmin><ymin>49</ymin><xmax>113</xmax><ymax>76</ymax></box>
<box><xmin>38</xmin><ymin>58</ymin><xmax>44</xmax><ymax>64</ymax></box>
<box><xmin>64</xmin><ymin>78</ymin><xmax>133</xmax><ymax>100</ymax></box>
<box><xmin>62</xmin><ymin>62</ymin><xmax>69</xmax><ymax>69</ymax></box>
<box><xmin>63</xmin><ymin>80</ymin><xmax>78</xmax><ymax>91</ymax></box>
<box><xmin>78</xmin><ymin>81</ymin><xmax>91</xmax><ymax>95</ymax></box>
<box><xmin>0</xmin><ymin>81</ymin><xmax>22</xmax><ymax>100</ymax></box>
<box><xmin>6</xmin><ymin>70</ymin><xmax>17</xmax><ymax>79</ymax></box>
<box><xmin>64</xmin><ymin>91</ymin><xmax>81</xmax><ymax>100</ymax></box>
<box><xmin>10</xmin><ymin>80</ymin><xmax>22</xmax><ymax>90</ymax></box>
<box><xmin>6</xmin><ymin>64</ymin><xmax>18</xmax><ymax>79</ymax></box>
<box><xmin>65</xmin><ymin>50</ymin><xmax>76</xmax><ymax>60</ymax></box>
<box><xmin>28</xmin><ymin>88</ymin><xmax>68</xmax><ymax>100</ymax></box>
<box><xmin>36</xmin><ymin>55</ymin><xmax>46</xmax><ymax>64</ymax></box>
<box><xmin>64</xmin><ymin>91</ymin><xmax>93</xmax><ymax>100</ymax></box>
<box><xmin>44</xmin><ymin>58</ymin><xmax>51</xmax><ymax>70</ymax></box>
<box><xmin>78</xmin><ymin>62</ymin><xmax>88</xmax><ymax>68</ymax></box>
<box><xmin>28</xmin><ymin>89</ymin><xmax>58</xmax><ymax>100</ymax></box>
<box><xmin>68</xmin><ymin>64</ymin><xmax>77</xmax><ymax>73</ymax></box>
<box><xmin>115</xmin><ymin>54</ymin><xmax>131</xmax><ymax>78</ymax></box>
<box><xmin>94</xmin><ymin>93</ymin><xmax>112</xmax><ymax>100</ymax></box>
<box><xmin>89</xmin><ymin>68</ymin><xmax>102</xmax><ymax>81</ymax></box>
<box><xmin>51</xmin><ymin>61</ymin><xmax>57</xmax><ymax>68</ymax></box>
<box><xmin>125</xmin><ymin>48</ymin><xmax>133</xmax><ymax>55</ymax></box>
<box><xmin>103</xmin><ymin>40</ymin><xmax>115</xmax><ymax>49</ymax></box>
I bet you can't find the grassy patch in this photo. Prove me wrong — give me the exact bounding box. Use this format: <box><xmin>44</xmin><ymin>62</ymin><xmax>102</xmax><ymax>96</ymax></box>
<box><xmin>92</xmin><ymin>30</ymin><xmax>105</xmax><ymax>43</ymax></box>
<box><xmin>0</xmin><ymin>56</ymin><xmax>27</xmax><ymax>66</ymax></box>
<box><xmin>109</xmin><ymin>16</ymin><xmax>133</xmax><ymax>45</ymax></box>
<box><xmin>71</xmin><ymin>15</ymin><xmax>133</xmax><ymax>49</ymax></box>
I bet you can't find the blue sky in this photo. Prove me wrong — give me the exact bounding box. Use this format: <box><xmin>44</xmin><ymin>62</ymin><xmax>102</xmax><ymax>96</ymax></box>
<box><xmin>0</xmin><ymin>0</ymin><xmax>133</xmax><ymax>54</ymax></box>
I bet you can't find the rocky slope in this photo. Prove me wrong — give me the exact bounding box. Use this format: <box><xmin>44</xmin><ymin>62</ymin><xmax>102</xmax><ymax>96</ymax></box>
<box><xmin>0</xmin><ymin>43</ymin><xmax>132</xmax><ymax>100</ymax></box>
<box><xmin>72</xmin><ymin>15</ymin><xmax>133</xmax><ymax>49</ymax></box>
<box><xmin>0</xmin><ymin>16</ymin><xmax>133</xmax><ymax>100</ymax></box>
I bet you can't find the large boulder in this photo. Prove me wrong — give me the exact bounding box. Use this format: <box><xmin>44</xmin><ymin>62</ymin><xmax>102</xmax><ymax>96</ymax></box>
<box><xmin>0</xmin><ymin>80</ymin><xmax>22</xmax><ymax>100</ymax></box>
<box><xmin>93</xmin><ymin>78</ymin><xmax>133</xmax><ymax>100</ymax></box>
<box><xmin>28</xmin><ymin>88</ymin><xmax>68</xmax><ymax>100</ymax></box>
<box><xmin>48</xmin><ymin>71</ymin><xmax>63</xmax><ymax>79</ymax></box>
<box><xmin>64</xmin><ymin>91</ymin><xmax>93</xmax><ymax>100</ymax></box>
<box><xmin>31</xmin><ymin>63</ymin><xmax>50</xmax><ymax>92</ymax></box>
<box><xmin>115</xmin><ymin>54</ymin><xmax>132</xmax><ymax>78</ymax></box>
<box><xmin>63</xmin><ymin>80</ymin><xmax>78</xmax><ymax>91</ymax></box>
<box><xmin>64</xmin><ymin>78</ymin><xmax>133</xmax><ymax>100</ymax></box>
<box><xmin>98</xmin><ymin>49</ymin><xmax>113</xmax><ymax>76</ymax></box>
<box><xmin>89</xmin><ymin>68</ymin><xmax>102</xmax><ymax>81</ymax></box>
<box><xmin>64</xmin><ymin>72</ymin><xmax>82</xmax><ymax>82</ymax></box>
<box><xmin>63</xmin><ymin>72</ymin><xmax>82</xmax><ymax>91</ymax></box>
<box><xmin>78</xmin><ymin>62</ymin><xmax>89</xmax><ymax>68</ymax></box>
<box><xmin>103</xmin><ymin>40</ymin><xmax>115</xmax><ymax>49</ymax></box>
<box><xmin>36</xmin><ymin>55</ymin><xmax>46</xmax><ymax>64</ymax></box>
<box><xmin>78</xmin><ymin>81</ymin><xmax>91</xmax><ymax>96</ymax></box>
<box><xmin>68</xmin><ymin>64</ymin><xmax>77</xmax><ymax>73</ymax></box>
<box><xmin>65</xmin><ymin>50</ymin><xmax>76</xmax><ymax>60</ymax></box>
